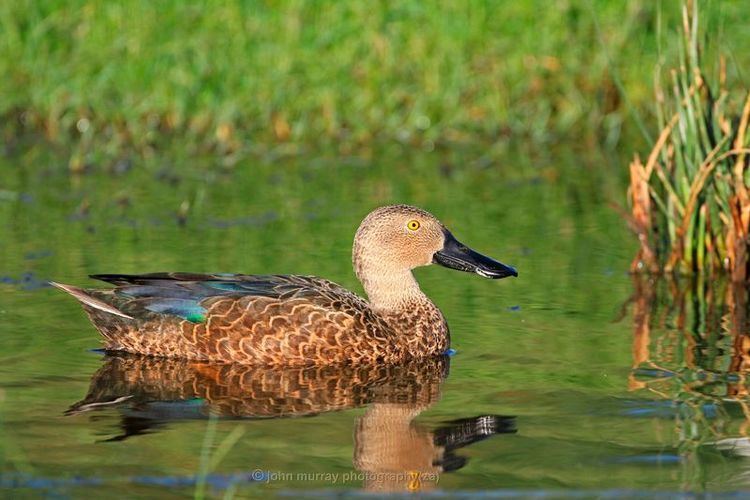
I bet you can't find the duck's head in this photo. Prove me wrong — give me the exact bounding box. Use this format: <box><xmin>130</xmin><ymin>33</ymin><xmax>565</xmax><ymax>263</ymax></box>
<box><xmin>353</xmin><ymin>205</ymin><xmax>517</xmax><ymax>282</ymax></box>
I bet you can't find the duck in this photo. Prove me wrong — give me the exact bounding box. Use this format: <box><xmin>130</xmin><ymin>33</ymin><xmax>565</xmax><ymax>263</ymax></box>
<box><xmin>52</xmin><ymin>204</ymin><xmax>517</xmax><ymax>365</ymax></box>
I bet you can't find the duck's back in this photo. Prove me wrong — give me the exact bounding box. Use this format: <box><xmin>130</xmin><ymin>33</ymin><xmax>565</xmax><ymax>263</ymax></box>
<box><xmin>68</xmin><ymin>273</ymin><xmax>399</xmax><ymax>365</ymax></box>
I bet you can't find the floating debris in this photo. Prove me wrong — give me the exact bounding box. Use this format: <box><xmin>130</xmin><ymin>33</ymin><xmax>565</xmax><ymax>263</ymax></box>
<box><xmin>0</xmin><ymin>272</ymin><xmax>51</xmax><ymax>290</ymax></box>
<box><xmin>110</xmin><ymin>158</ymin><xmax>133</xmax><ymax>176</ymax></box>
<box><xmin>176</xmin><ymin>200</ymin><xmax>190</xmax><ymax>227</ymax></box>
<box><xmin>23</xmin><ymin>250</ymin><xmax>53</xmax><ymax>260</ymax></box>
<box><xmin>0</xmin><ymin>190</ymin><xmax>33</xmax><ymax>203</ymax></box>
<box><xmin>207</xmin><ymin>211</ymin><xmax>278</xmax><ymax>229</ymax></box>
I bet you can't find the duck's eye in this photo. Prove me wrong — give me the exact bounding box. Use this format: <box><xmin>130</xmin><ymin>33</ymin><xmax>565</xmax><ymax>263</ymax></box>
<box><xmin>407</xmin><ymin>220</ymin><xmax>421</xmax><ymax>231</ymax></box>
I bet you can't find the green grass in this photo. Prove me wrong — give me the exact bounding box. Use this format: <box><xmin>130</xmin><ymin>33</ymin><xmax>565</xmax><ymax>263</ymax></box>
<box><xmin>1</xmin><ymin>0</ymin><xmax>749</xmax><ymax>165</ymax></box>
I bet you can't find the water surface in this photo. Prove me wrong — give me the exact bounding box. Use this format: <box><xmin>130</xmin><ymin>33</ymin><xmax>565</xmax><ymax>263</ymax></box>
<box><xmin>1</xmin><ymin>146</ymin><xmax>748</xmax><ymax>497</ymax></box>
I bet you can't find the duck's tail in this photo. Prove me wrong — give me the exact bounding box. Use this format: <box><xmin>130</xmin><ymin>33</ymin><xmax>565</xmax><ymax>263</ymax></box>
<box><xmin>50</xmin><ymin>281</ymin><xmax>134</xmax><ymax>320</ymax></box>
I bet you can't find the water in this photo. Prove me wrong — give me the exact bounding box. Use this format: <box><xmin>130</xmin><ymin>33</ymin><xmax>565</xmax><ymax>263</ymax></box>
<box><xmin>1</xmin><ymin>145</ymin><xmax>749</xmax><ymax>497</ymax></box>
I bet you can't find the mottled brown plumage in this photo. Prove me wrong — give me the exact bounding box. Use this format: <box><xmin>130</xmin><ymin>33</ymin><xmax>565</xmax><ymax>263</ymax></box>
<box><xmin>53</xmin><ymin>205</ymin><xmax>516</xmax><ymax>365</ymax></box>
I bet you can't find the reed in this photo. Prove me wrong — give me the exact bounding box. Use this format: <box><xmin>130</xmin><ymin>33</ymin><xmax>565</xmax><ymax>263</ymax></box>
<box><xmin>627</xmin><ymin>1</ymin><xmax>750</xmax><ymax>280</ymax></box>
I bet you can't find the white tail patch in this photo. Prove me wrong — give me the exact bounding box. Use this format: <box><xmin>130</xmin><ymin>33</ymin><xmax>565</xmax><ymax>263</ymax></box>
<box><xmin>50</xmin><ymin>281</ymin><xmax>134</xmax><ymax>320</ymax></box>
<box><xmin>65</xmin><ymin>395</ymin><xmax>134</xmax><ymax>416</ymax></box>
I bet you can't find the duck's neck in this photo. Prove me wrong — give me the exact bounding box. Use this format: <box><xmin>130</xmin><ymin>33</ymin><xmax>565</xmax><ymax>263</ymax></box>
<box><xmin>356</xmin><ymin>263</ymin><xmax>450</xmax><ymax>354</ymax></box>
<box><xmin>359</xmin><ymin>269</ymin><xmax>428</xmax><ymax>312</ymax></box>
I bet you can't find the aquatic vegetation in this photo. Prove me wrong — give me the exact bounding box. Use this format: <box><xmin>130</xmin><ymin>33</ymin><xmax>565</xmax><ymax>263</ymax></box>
<box><xmin>627</xmin><ymin>1</ymin><xmax>750</xmax><ymax>279</ymax></box>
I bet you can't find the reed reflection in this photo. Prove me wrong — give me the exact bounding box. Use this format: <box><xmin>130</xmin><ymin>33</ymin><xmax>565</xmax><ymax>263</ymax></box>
<box><xmin>627</xmin><ymin>275</ymin><xmax>750</xmax><ymax>488</ymax></box>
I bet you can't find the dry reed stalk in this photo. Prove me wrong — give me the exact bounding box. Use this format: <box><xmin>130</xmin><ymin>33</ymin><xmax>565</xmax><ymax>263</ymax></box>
<box><xmin>628</xmin><ymin>156</ymin><xmax>659</xmax><ymax>273</ymax></box>
<box><xmin>727</xmin><ymin>95</ymin><xmax>750</xmax><ymax>282</ymax></box>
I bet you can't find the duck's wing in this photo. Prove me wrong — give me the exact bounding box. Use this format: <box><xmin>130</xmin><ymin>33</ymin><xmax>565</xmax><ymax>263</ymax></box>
<box><xmin>58</xmin><ymin>272</ymin><xmax>395</xmax><ymax>363</ymax></box>
<box><xmin>87</xmin><ymin>272</ymin><xmax>366</xmax><ymax>320</ymax></box>
<box><xmin>91</xmin><ymin>272</ymin><xmax>354</xmax><ymax>299</ymax></box>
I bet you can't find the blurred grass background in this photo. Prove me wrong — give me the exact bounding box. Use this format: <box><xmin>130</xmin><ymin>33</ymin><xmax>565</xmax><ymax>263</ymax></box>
<box><xmin>1</xmin><ymin>0</ymin><xmax>749</xmax><ymax>169</ymax></box>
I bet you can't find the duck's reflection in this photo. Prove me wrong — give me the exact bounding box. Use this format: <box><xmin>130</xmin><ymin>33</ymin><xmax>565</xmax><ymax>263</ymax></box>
<box><xmin>68</xmin><ymin>354</ymin><xmax>515</xmax><ymax>491</ymax></box>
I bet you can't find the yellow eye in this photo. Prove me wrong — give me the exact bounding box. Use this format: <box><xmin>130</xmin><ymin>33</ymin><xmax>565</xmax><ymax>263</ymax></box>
<box><xmin>407</xmin><ymin>220</ymin><xmax>420</xmax><ymax>231</ymax></box>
